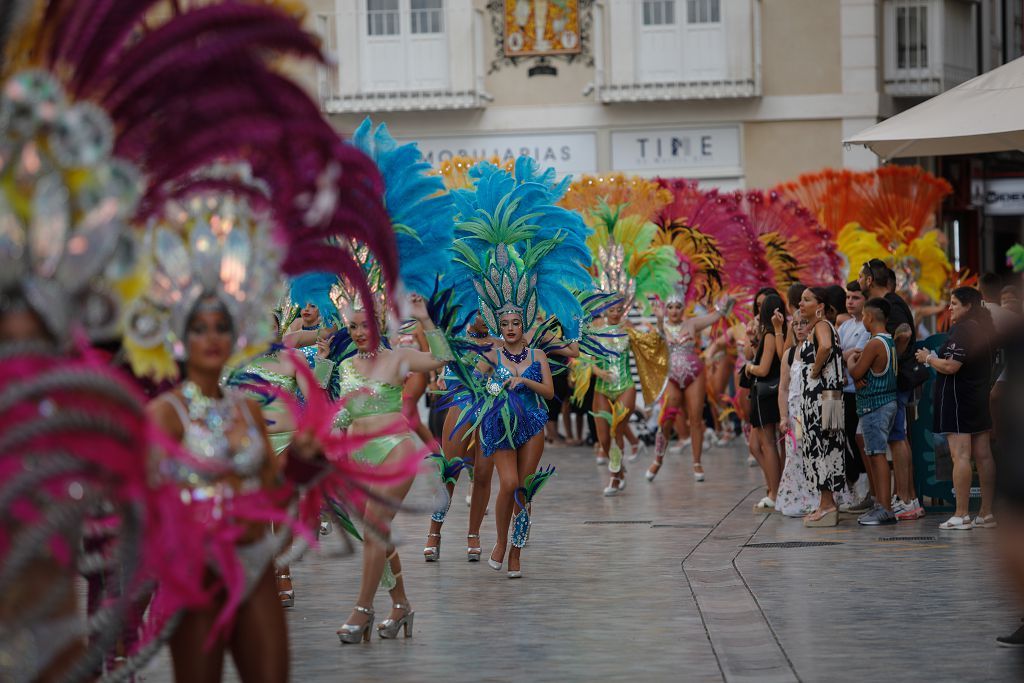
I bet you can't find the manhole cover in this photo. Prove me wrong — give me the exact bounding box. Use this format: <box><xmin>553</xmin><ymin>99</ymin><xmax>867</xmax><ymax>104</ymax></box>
<box><xmin>878</xmin><ymin>536</ymin><xmax>937</xmax><ymax>542</ymax></box>
<box><xmin>742</xmin><ymin>541</ymin><xmax>842</xmax><ymax>549</ymax></box>
<box><xmin>583</xmin><ymin>520</ymin><xmax>652</xmax><ymax>525</ymax></box>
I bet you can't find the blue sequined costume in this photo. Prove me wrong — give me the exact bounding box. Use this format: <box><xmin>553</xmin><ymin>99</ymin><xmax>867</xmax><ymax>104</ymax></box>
<box><xmin>479</xmin><ymin>352</ymin><xmax>548</xmax><ymax>457</ymax></box>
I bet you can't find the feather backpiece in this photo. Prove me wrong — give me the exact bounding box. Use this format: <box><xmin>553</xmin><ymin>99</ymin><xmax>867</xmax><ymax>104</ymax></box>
<box><xmin>351</xmin><ymin>119</ymin><xmax>455</xmax><ymax>299</ymax></box>
<box><xmin>654</xmin><ymin>179</ymin><xmax>773</xmax><ymax>317</ymax></box>
<box><xmin>448</xmin><ymin>157</ymin><xmax>592</xmax><ymax>339</ymax></box>
<box><xmin>731</xmin><ymin>189</ymin><xmax>842</xmax><ymax>289</ymax></box>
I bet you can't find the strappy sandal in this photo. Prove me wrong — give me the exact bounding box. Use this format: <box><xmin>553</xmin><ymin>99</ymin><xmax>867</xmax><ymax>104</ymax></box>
<box><xmin>377</xmin><ymin>603</ymin><xmax>414</xmax><ymax>639</ymax></box>
<box><xmin>803</xmin><ymin>508</ymin><xmax>838</xmax><ymax>527</ymax></box>
<box><xmin>276</xmin><ymin>574</ymin><xmax>294</xmax><ymax>608</ymax></box>
<box><xmin>466</xmin><ymin>533</ymin><xmax>482</xmax><ymax>562</ymax></box>
<box><xmin>423</xmin><ymin>532</ymin><xmax>441</xmax><ymax>562</ymax></box>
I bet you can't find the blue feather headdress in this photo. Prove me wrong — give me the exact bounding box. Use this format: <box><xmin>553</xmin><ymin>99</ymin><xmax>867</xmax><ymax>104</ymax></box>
<box><xmin>351</xmin><ymin>119</ymin><xmax>455</xmax><ymax>298</ymax></box>
<box><xmin>448</xmin><ymin>157</ymin><xmax>592</xmax><ymax>339</ymax></box>
<box><xmin>288</xmin><ymin>272</ymin><xmax>340</xmax><ymax>327</ymax></box>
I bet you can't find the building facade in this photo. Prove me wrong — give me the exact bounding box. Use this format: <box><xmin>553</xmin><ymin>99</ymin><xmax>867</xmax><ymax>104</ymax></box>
<box><xmin>306</xmin><ymin>0</ymin><xmax>1024</xmax><ymax>271</ymax></box>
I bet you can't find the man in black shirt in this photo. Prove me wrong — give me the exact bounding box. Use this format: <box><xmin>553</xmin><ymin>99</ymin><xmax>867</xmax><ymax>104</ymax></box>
<box><xmin>859</xmin><ymin>259</ymin><xmax>924</xmax><ymax>519</ymax></box>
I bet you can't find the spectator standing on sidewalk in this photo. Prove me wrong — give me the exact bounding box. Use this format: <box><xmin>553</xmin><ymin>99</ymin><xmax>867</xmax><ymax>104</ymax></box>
<box><xmin>838</xmin><ymin>281</ymin><xmax>872</xmax><ymax>509</ymax></box>
<box><xmin>917</xmin><ymin>287</ymin><xmax>996</xmax><ymax>531</ymax></box>
<box><xmin>859</xmin><ymin>259</ymin><xmax>925</xmax><ymax>520</ymax></box>
<box><xmin>849</xmin><ymin>298</ymin><xmax>899</xmax><ymax>526</ymax></box>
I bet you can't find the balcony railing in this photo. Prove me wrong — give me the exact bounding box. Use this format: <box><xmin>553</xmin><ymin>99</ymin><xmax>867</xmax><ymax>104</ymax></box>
<box><xmin>592</xmin><ymin>0</ymin><xmax>761</xmax><ymax>103</ymax></box>
<box><xmin>315</xmin><ymin>6</ymin><xmax>491</xmax><ymax>114</ymax></box>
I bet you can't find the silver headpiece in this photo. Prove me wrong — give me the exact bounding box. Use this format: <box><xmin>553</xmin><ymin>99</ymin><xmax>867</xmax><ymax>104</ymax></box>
<box><xmin>122</xmin><ymin>183</ymin><xmax>284</xmax><ymax>379</ymax></box>
<box><xmin>0</xmin><ymin>70</ymin><xmax>141</xmax><ymax>340</ymax></box>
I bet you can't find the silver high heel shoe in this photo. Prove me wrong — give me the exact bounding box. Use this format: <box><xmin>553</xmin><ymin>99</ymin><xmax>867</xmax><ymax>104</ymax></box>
<box><xmin>423</xmin><ymin>532</ymin><xmax>441</xmax><ymax>562</ymax></box>
<box><xmin>337</xmin><ymin>606</ymin><xmax>374</xmax><ymax>644</ymax></box>
<box><xmin>467</xmin><ymin>533</ymin><xmax>482</xmax><ymax>562</ymax></box>
<box><xmin>487</xmin><ymin>544</ymin><xmax>503</xmax><ymax>570</ymax></box>
<box><xmin>377</xmin><ymin>603</ymin><xmax>415</xmax><ymax>639</ymax></box>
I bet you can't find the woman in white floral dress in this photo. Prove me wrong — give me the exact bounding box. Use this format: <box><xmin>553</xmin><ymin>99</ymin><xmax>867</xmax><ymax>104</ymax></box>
<box><xmin>777</xmin><ymin>311</ymin><xmax>818</xmax><ymax>517</ymax></box>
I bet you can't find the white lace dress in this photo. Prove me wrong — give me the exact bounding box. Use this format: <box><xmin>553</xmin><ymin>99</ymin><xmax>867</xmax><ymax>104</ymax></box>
<box><xmin>776</xmin><ymin>349</ymin><xmax>818</xmax><ymax>517</ymax></box>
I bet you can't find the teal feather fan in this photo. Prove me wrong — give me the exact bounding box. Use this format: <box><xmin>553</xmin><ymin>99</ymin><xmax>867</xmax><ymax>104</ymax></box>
<box><xmin>351</xmin><ymin>119</ymin><xmax>455</xmax><ymax>297</ymax></box>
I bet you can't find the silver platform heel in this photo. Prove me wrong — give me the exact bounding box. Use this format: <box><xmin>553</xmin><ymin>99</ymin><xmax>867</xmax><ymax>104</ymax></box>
<box><xmin>337</xmin><ymin>606</ymin><xmax>374</xmax><ymax>644</ymax></box>
<box><xmin>467</xmin><ymin>533</ymin><xmax>482</xmax><ymax>562</ymax></box>
<box><xmin>377</xmin><ymin>603</ymin><xmax>415</xmax><ymax>639</ymax></box>
<box><xmin>423</xmin><ymin>532</ymin><xmax>441</xmax><ymax>562</ymax></box>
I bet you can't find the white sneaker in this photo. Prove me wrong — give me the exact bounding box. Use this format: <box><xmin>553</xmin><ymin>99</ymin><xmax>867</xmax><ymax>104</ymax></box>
<box><xmin>596</xmin><ymin>456</ymin><xmax>609</xmax><ymax>466</ymax></box>
<box><xmin>753</xmin><ymin>496</ymin><xmax>776</xmax><ymax>511</ymax></box>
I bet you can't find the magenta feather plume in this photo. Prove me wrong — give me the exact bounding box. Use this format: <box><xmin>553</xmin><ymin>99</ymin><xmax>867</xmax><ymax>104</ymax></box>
<box><xmin>731</xmin><ymin>189</ymin><xmax>843</xmax><ymax>288</ymax></box>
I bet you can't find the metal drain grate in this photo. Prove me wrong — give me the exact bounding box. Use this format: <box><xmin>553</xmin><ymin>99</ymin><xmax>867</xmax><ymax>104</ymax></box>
<box><xmin>583</xmin><ymin>520</ymin><xmax>652</xmax><ymax>525</ymax></box>
<box><xmin>742</xmin><ymin>541</ymin><xmax>842</xmax><ymax>549</ymax></box>
<box><xmin>878</xmin><ymin>536</ymin><xmax>937</xmax><ymax>542</ymax></box>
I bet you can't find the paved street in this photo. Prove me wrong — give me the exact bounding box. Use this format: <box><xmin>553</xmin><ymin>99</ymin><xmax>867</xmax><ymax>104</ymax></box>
<box><xmin>140</xmin><ymin>440</ymin><xmax>1024</xmax><ymax>682</ymax></box>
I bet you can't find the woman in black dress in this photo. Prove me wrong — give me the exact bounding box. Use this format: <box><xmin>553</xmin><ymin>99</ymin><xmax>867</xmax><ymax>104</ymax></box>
<box><xmin>798</xmin><ymin>286</ymin><xmax>848</xmax><ymax>527</ymax></box>
<box><xmin>915</xmin><ymin>286</ymin><xmax>996</xmax><ymax>530</ymax></box>
<box><xmin>744</xmin><ymin>294</ymin><xmax>786</xmax><ymax>511</ymax></box>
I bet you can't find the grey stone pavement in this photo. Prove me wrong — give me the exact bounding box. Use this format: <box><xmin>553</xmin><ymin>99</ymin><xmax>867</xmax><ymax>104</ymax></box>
<box><xmin>139</xmin><ymin>440</ymin><xmax>1024</xmax><ymax>682</ymax></box>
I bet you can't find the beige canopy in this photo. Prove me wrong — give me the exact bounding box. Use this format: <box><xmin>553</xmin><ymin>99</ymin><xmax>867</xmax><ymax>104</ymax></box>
<box><xmin>845</xmin><ymin>56</ymin><xmax>1024</xmax><ymax>158</ymax></box>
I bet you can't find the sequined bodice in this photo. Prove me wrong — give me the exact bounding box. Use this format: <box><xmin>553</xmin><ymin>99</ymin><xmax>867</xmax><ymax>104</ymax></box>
<box><xmin>664</xmin><ymin>322</ymin><xmax>695</xmax><ymax>350</ymax></box>
<box><xmin>336</xmin><ymin>358</ymin><xmax>404</xmax><ymax>421</ymax></box>
<box><xmin>246</xmin><ymin>360</ymin><xmax>298</xmax><ymax>394</ymax></box>
<box><xmin>596</xmin><ymin>325</ymin><xmax>632</xmax><ymax>394</ymax></box>
<box><xmin>165</xmin><ymin>389</ymin><xmax>265</xmax><ymax>488</ymax></box>
<box><xmin>495</xmin><ymin>360</ymin><xmax>544</xmax><ymax>388</ymax></box>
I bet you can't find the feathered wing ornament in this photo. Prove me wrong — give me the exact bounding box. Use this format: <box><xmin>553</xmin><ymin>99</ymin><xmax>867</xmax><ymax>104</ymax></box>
<box><xmin>773</xmin><ymin>168</ymin><xmax>872</xmax><ymax>238</ymax></box>
<box><xmin>585</xmin><ymin>202</ymin><xmax>679</xmax><ymax>313</ymax></box>
<box><xmin>435</xmin><ymin>155</ymin><xmax>514</xmax><ymax>191</ymax></box>
<box><xmin>732</xmin><ymin>189</ymin><xmax>842</xmax><ymax>289</ymax></box>
<box><xmin>561</xmin><ymin>173</ymin><xmax>673</xmax><ymax>222</ymax></box>
<box><xmin>351</xmin><ymin>119</ymin><xmax>455</xmax><ymax>299</ymax></box>
<box><xmin>0</xmin><ymin>342</ymin><xmax>209</xmax><ymax>681</ymax></box>
<box><xmin>1008</xmin><ymin>244</ymin><xmax>1024</xmax><ymax>273</ymax></box>
<box><xmin>654</xmin><ymin>179</ymin><xmax>773</xmax><ymax>317</ymax></box>
<box><xmin>448</xmin><ymin>157</ymin><xmax>593</xmax><ymax>339</ymax></box>
<box><xmin>826</xmin><ymin>166</ymin><xmax>953</xmax><ymax>301</ymax></box>
<box><xmin>13</xmin><ymin>0</ymin><xmax>396</xmax><ymax>338</ymax></box>
<box><xmin>0</xmin><ymin>69</ymin><xmax>143</xmax><ymax>341</ymax></box>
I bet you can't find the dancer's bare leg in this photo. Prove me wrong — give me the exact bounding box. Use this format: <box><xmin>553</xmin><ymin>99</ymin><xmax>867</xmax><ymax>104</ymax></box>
<box><xmin>467</xmin><ymin>444</ymin><xmax>493</xmax><ymax>557</ymax></box>
<box><xmin>343</xmin><ymin>441</ymin><xmax>417</xmax><ymax>629</ymax></box>
<box><xmin>506</xmin><ymin>434</ymin><xmax>545</xmax><ymax>574</ymax></box>
<box><xmin>684</xmin><ymin>373</ymin><xmax>707</xmax><ymax>474</ymax></box>
<box><xmin>230</xmin><ymin>568</ymin><xmax>289</xmax><ymax>683</ymax></box>
<box><xmin>424</xmin><ymin>409</ymin><xmax>471</xmax><ymax>557</ymax></box>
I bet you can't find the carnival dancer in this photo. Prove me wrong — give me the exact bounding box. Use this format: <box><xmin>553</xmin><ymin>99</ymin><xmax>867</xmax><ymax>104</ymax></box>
<box><xmin>647</xmin><ymin>291</ymin><xmax>734</xmax><ymax>483</ymax></box>
<box><xmin>423</xmin><ymin>314</ymin><xmax>496</xmax><ymax>563</ymax></box>
<box><xmin>581</xmin><ymin>204</ymin><xmax>678</xmax><ymax>495</ymax></box>
<box><xmin>0</xmin><ymin>1</ymin><xmax>397</xmax><ymax>677</ymax></box>
<box><xmin>334</xmin><ymin>119</ymin><xmax>458</xmax><ymax>639</ymax></box>
<box><xmin>334</xmin><ymin>295</ymin><xmax>454</xmax><ymax>642</ymax></box>
<box><xmin>227</xmin><ymin>272</ymin><xmax>343</xmax><ymax>608</ymax></box>
<box><xmin>443</xmin><ymin>158</ymin><xmax>593</xmax><ymax>577</ymax></box>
